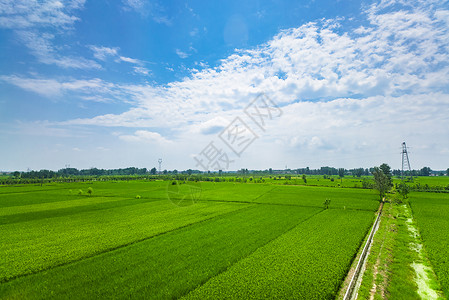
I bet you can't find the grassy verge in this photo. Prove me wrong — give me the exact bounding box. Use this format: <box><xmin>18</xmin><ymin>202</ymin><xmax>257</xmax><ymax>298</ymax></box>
<box><xmin>357</xmin><ymin>197</ymin><xmax>445</xmax><ymax>299</ymax></box>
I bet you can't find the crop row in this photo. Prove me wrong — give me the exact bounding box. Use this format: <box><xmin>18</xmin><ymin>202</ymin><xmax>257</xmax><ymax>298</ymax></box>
<box><xmin>1</xmin><ymin>199</ymin><xmax>248</xmax><ymax>282</ymax></box>
<box><xmin>184</xmin><ymin>209</ymin><xmax>374</xmax><ymax>299</ymax></box>
<box><xmin>0</xmin><ymin>205</ymin><xmax>321</xmax><ymax>299</ymax></box>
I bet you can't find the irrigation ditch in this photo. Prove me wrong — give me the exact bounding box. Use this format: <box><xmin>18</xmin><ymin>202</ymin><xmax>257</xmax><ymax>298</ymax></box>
<box><xmin>343</xmin><ymin>201</ymin><xmax>384</xmax><ymax>300</ymax></box>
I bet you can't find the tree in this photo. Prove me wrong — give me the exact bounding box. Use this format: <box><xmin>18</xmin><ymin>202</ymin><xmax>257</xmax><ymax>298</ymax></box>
<box><xmin>396</xmin><ymin>182</ymin><xmax>410</xmax><ymax>200</ymax></box>
<box><xmin>302</xmin><ymin>174</ymin><xmax>307</xmax><ymax>184</ymax></box>
<box><xmin>447</xmin><ymin>168</ymin><xmax>449</xmax><ymax>176</ymax></box>
<box><xmin>379</xmin><ymin>163</ymin><xmax>393</xmax><ymax>188</ymax></box>
<box><xmin>420</xmin><ymin>167</ymin><xmax>431</xmax><ymax>176</ymax></box>
<box><xmin>87</xmin><ymin>187</ymin><xmax>93</xmax><ymax>196</ymax></box>
<box><xmin>338</xmin><ymin>168</ymin><xmax>345</xmax><ymax>184</ymax></box>
<box><xmin>150</xmin><ymin>167</ymin><xmax>157</xmax><ymax>175</ymax></box>
<box><xmin>372</xmin><ymin>166</ymin><xmax>391</xmax><ymax>202</ymax></box>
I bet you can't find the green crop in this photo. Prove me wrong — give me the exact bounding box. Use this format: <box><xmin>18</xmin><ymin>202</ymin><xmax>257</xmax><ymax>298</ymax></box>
<box><xmin>410</xmin><ymin>192</ymin><xmax>449</xmax><ymax>298</ymax></box>
<box><xmin>184</xmin><ymin>209</ymin><xmax>374</xmax><ymax>299</ymax></box>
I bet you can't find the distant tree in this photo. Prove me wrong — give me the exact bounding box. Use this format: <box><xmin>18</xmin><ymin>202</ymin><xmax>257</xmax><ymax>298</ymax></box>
<box><xmin>354</xmin><ymin>168</ymin><xmax>364</xmax><ymax>177</ymax></box>
<box><xmin>302</xmin><ymin>174</ymin><xmax>307</xmax><ymax>184</ymax></box>
<box><xmin>269</xmin><ymin>168</ymin><xmax>273</xmax><ymax>175</ymax></box>
<box><xmin>338</xmin><ymin>168</ymin><xmax>345</xmax><ymax>184</ymax></box>
<box><xmin>87</xmin><ymin>187</ymin><xmax>93</xmax><ymax>196</ymax></box>
<box><xmin>372</xmin><ymin>166</ymin><xmax>391</xmax><ymax>202</ymax></box>
<box><xmin>420</xmin><ymin>167</ymin><xmax>431</xmax><ymax>176</ymax></box>
<box><xmin>447</xmin><ymin>168</ymin><xmax>449</xmax><ymax>176</ymax></box>
<box><xmin>150</xmin><ymin>167</ymin><xmax>157</xmax><ymax>175</ymax></box>
<box><xmin>187</xmin><ymin>169</ymin><xmax>193</xmax><ymax>176</ymax></box>
<box><xmin>219</xmin><ymin>170</ymin><xmax>222</xmax><ymax>176</ymax></box>
<box><xmin>173</xmin><ymin>169</ymin><xmax>178</xmax><ymax>175</ymax></box>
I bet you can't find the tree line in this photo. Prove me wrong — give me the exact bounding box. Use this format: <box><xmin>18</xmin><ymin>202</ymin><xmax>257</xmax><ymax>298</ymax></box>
<box><xmin>2</xmin><ymin>165</ymin><xmax>447</xmax><ymax>180</ymax></box>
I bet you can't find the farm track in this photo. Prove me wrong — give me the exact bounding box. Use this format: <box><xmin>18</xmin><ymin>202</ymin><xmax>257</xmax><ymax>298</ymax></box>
<box><xmin>344</xmin><ymin>202</ymin><xmax>384</xmax><ymax>300</ymax></box>
<box><xmin>1</xmin><ymin>203</ymin><xmax>254</xmax><ymax>284</ymax></box>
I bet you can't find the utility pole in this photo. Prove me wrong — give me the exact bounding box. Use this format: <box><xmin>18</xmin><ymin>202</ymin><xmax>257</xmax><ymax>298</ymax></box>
<box><xmin>401</xmin><ymin>142</ymin><xmax>412</xmax><ymax>180</ymax></box>
<box><xmin>158</xmin><ymin>158</ymin><xmax>162</xmax><ymax>175</ymax></box>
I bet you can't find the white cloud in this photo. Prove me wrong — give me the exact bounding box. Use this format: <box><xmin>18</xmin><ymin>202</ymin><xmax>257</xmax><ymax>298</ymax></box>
<box><xmin>119</xmin><ymin>130</ymin><xmax>171</xmax><ymax>144</ymax></box>
<box><xmin>122</xmin><ymin>0</ymin><xmax>171</xmax><ymax>25</ymax></box>
<box><xmin>0</xmin><ymin>0</ymin><xmax>103</xmax><ymax>69</ymax></box>
<box><xmin>0</xmin><ymin>75</ymin><xmax>120</xmax><ymax>98</ymax></box>
<box><xmin>132</xmin><ymin>66</ymin><xmax>151</xmax><ymax>76</ymax></box>
<box><xmin>15</xmin><ymin>30</ymin><xmax>101</xmax><ymax>69</ymax></box>
<box><xmin>89</xmin><ymin>46</ymin><xmax>146</xmax><ymax>71</ymax></box>
<box><xmin>89</xmin><ymin>46</ymin><xmax>119</xmax><ymax>61</ymax></box>
<box><xmin>120</xmin><ymin>56</ymin><xmax>140</xmax><ymax>64</ymax></box>
<box><xmin>175</xmin><ymin>49</ymin><xmax>189</xmax><ymax>59</ymax></box>
<box><xmin>0</xmin><ymin>0</ymin><xmax>85</xmax><ymax>29</ymax></box>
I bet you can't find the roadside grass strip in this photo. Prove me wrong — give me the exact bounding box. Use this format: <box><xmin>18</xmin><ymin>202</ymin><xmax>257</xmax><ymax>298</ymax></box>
<box><xmin>0</xmin><ymin>205</ymin><xmax>320</xmax><ymax>299</ymax></box>
<box><xmin>1</xmin><ymin>200</ymin><xmax>248</xmax><ymax>282</ymax></box>
<box><xmin>184</xmin><ymin>209</ymin><xmax>374</xmax><ymax>300</ymax></box>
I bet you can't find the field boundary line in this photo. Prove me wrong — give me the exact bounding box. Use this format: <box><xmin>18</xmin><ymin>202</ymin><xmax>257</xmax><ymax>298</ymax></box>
<box><xmin>198</xmin><ymin>198</ymin><xmax>376</xmax><ymax>212</ymax></box>
<box><xmin>344</xmin><ymin>201</ymin><xmax>384</xmax><ymax>300</ymax></box>
<box><xmin>1</xmin><ymin>203</ymin><xmax>255</xmax><ymax>284</ymax></box>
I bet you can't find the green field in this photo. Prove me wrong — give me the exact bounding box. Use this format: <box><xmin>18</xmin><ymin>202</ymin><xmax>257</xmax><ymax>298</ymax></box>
<box><xmin>1</xmin><ymin>180</ymin><xmax>379</xmax><ymax>298</ymax></box>
<box><xmin>410</xmin><ymin>192</ymin><xmax>449</xmax><ymax>298</ymax></box>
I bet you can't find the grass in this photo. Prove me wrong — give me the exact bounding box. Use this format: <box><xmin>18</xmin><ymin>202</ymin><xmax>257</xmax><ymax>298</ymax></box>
<box><xmin>358</xmin><ymin>196</ymin><xmax>446</xmax><ymax>300</ymax></box>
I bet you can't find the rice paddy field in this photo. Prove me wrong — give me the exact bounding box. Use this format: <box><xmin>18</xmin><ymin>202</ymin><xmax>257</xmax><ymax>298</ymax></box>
<box><xmin>410</xmin><ymin>192</ymin><xmax>449</xmax><ymax>299</ymax></box>
<box><xmin>1</xmin><ymin>179</ymin><xmax>447</xmax><ymax>299</ymax></box>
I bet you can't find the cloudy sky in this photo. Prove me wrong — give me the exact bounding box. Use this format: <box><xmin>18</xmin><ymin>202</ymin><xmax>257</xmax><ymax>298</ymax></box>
<box><xmin>1</xmin><ymin>0</ymin><xmax>448</xmax><ymax>172</ymax></box>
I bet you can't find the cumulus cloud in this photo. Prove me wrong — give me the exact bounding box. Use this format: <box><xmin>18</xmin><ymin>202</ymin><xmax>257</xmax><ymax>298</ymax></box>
<box><xmin>39</xmin><ymin>0</ymin><xmax>447</xmax><ymax>134</ymax></box>
<box><xmin>119</xmin><ymin>130</ymin><xmax>171</xmax><ymax>144</ymax></box>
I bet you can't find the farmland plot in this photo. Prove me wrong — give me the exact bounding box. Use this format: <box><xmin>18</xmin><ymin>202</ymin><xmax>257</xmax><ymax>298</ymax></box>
<box><xmin>1</xmin><ymin>181</ymin><xmax>377</xmax><ymax>299</ymax></box>
<box><xmin>410</xmin><ymin>192</ymin><xmax>449</xmax><ymax>299</ymax></box>
<box><xmin>184</xmin><ymin>209</ymin><xmax>374</xmax><ymax>299</ymax></box>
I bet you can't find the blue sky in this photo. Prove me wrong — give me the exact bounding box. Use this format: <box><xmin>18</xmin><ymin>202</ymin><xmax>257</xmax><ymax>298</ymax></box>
<box><xmin>1</xmin><ymin>0</ymin><xmax>449</xmax><ymax>172</ymax></box>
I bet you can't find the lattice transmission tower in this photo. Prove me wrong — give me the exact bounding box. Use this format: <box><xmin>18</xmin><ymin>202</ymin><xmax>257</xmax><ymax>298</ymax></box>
<box><xmin>401</xmin><ymin>142</ymin><xmax>412</xmax><ymax>180</ymax></box>
<box><xmin>158</xmin><ymin>158</ymin><xmax>162</xmax><ymax>174</ymax></box>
